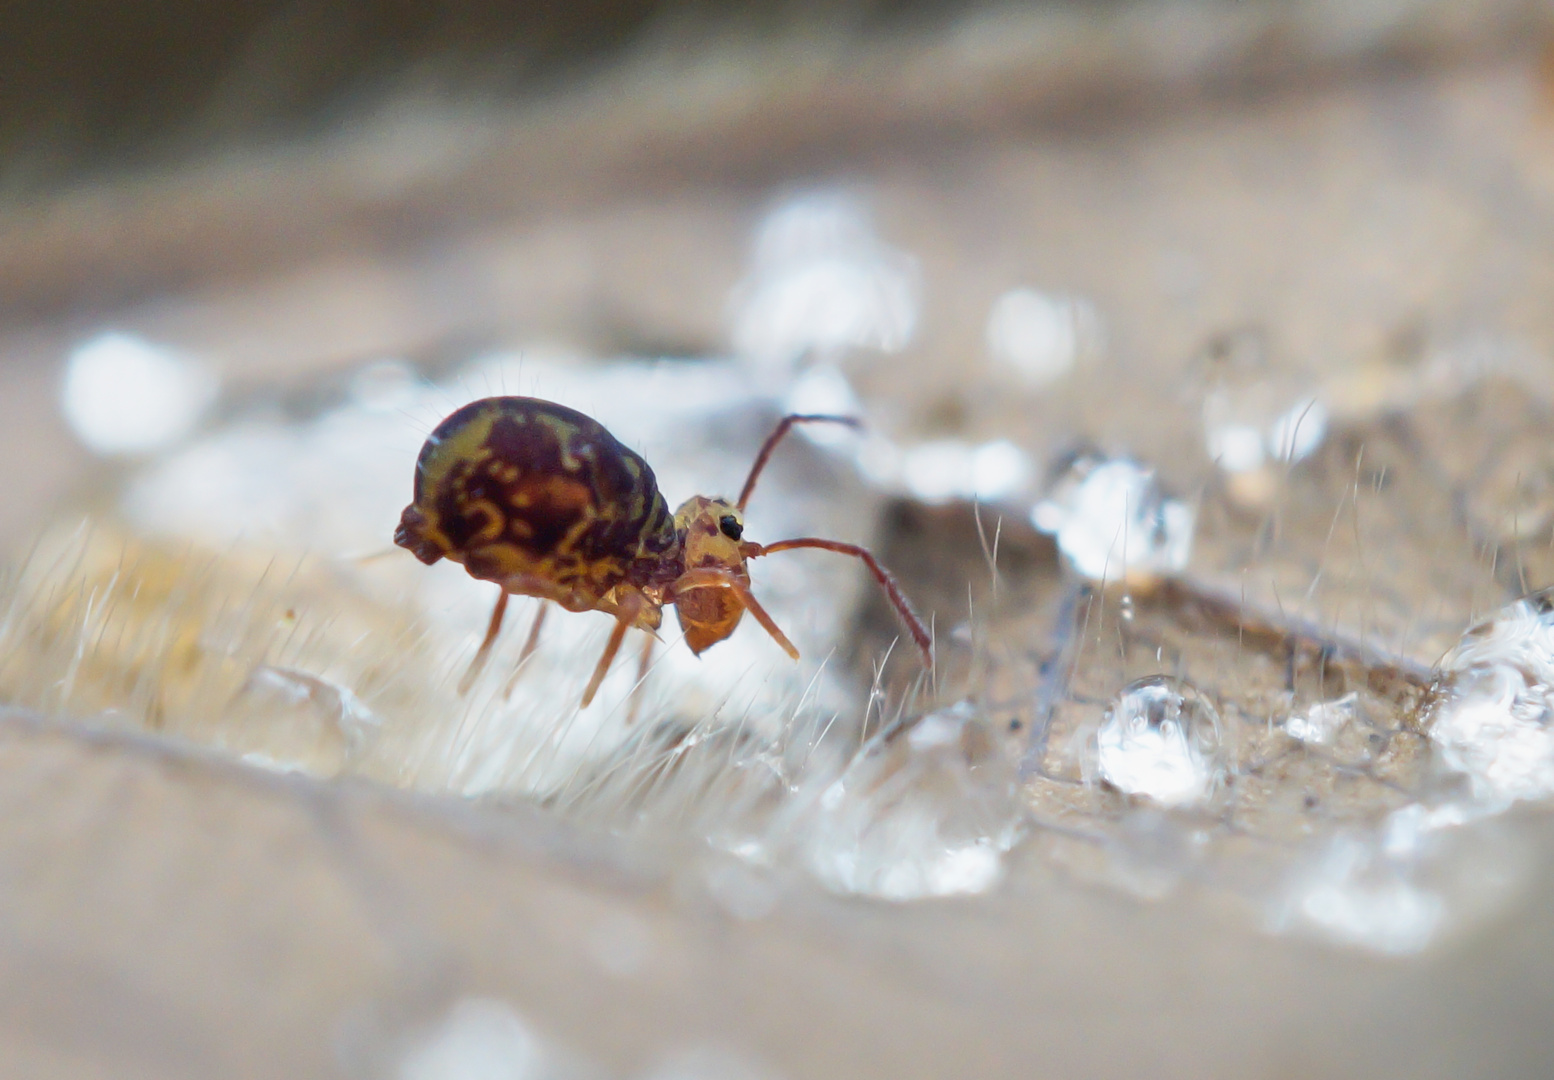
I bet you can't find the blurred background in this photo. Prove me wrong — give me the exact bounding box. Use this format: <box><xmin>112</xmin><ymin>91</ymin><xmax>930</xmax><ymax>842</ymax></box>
<box><xmin>4</xmin><ymin>2</ymin><xmax>1554</xmax><ymax>1078</ymax></box>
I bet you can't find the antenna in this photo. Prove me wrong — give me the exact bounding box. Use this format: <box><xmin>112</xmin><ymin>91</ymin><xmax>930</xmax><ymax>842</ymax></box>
<box><xmin>737</xmin><ymin>414</ymin><xmax>862</xmax><ymax>510</ymax></box>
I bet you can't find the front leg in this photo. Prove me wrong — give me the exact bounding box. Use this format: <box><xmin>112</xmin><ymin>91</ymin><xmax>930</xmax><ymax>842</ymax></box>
<box><xmin>581</xmin><ymin>587</ymin><xmax>658</xmax><ymax>708</ymax></box>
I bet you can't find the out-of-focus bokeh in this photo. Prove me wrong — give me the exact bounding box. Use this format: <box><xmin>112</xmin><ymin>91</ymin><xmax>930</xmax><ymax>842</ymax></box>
<box><xmin>5</xmin><ymin>2</ymin><xmax>1554</xmax><ymax>1078</ymax></box>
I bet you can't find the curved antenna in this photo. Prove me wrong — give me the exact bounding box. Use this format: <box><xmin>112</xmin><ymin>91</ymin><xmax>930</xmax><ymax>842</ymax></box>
<box><xmin>738</xmin><ymin>414</ymin><xmax>862</xmax><ymax>510</ymax></box>
<box><xmin>745</xmin><ymin>537</ymin><xmax>932</xmax><ymax>665</ymax></box>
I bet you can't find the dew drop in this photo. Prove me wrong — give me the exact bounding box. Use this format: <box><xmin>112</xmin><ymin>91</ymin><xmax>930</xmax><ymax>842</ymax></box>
<box><xmin>61</xmin><ymin>332</ymin><xmax>218</xmax><ymax>455</ymax></box>
<box><xmin>1094</xmin><ymin>676</ymin><xmax>1223</xmax><ymax>807</ymax></box>
<box><xmin>1273</xmin><ymin>832</ymin><xmax>1446</xmax><ymax>956</ymax></box>
<box><xmin>1031</xmin><ymin>456</ymin><xmax>1194</xmax><ymax>584</ymax></box>
<box><xmin>1428</xmin><ymin>590</ymin><xmax>1554</xmax><ymax>805</ymax></box>
<box><xmin>396</xmin><ymin>998</ymin><xmax>550</xmax><ymax>1080</ymax></box>
<box><xmin>1284</xmin><ymin>691</ymin><xmax>1358</xmax><ymax>746</ymax></box>
<box><xmin>984</xmin><ymin>287</ymin><xmax>1099</xmax><ymax>387</ymax></box>
<box><xmin>801</xmin><ymin>701</ymin><xmax>1024</xmax><ymax>900</ymax></box>
<box><xmin>730</xmin><ymin>192</ymin><xmax>918</xmax><ymax>374</ymax></box>
<box><xmin>222</xmin><ymin>666</ymin><xmax>381</xmax><ymax>777</ymax></box>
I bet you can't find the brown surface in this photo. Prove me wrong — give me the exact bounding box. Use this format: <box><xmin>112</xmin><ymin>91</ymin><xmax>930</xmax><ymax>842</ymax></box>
<box><xmin>2</xmin><ymin>709</ymin><xmax>1553</xmax><ymax>1079</ymax></box>
<box><xmin>3</xmin><ymin>3</ymin><xmax>1554</xmax><ymax>1077</ymax></box>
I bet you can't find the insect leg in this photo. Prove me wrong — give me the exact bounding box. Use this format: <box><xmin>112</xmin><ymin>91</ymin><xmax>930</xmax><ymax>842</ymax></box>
<box><xmin>518</xmin><ymin>601</ymin><xmax>549</xmax><ymax>664</ymax></box>
<box><xmin>344</xmin><ymin>546</ymin><xmax>401</xmax><ymax>563</ymax></box>
<box><xmin>671</xmin><ymin>567</ymin><xmax>800</xmax><ymax>660</ymax></box>
<box><xmin>581</xmin><ymin>591</ymin><xmax>648</xmax><ymax>708</ymax></box>
<box><xmin>737</xmin><ymin>414</ymin><xmax>862</xmax><ymax>510</ymax></box>
<box><xmin>458</xmin><ymin>588</ymin><xmax>510</xmax><ymax>695</ymax></box>
<box><xmin>626</xmin><ymin>634</ymin><xmax>655</xmax><ymax>725</ymax></box>
<box><xmin>744</xmin><ymin>537</ymin><xmax>932</xmax><ymax>665</ymax></box>
<box><xmin>501</xmin><ymin>602</ymin><xmax>551</xmax><ymax>700</ymax></box>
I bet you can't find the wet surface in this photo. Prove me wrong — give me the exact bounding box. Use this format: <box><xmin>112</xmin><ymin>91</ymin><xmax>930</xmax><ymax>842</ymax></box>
<box><xmin>3</xmin><ymin>13</ymin><xmax>1554</xmax><ymax>1078</ymax></box>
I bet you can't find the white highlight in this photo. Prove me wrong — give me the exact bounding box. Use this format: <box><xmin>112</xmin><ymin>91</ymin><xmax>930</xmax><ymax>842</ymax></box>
<box><xmin>61</xmin><ymin>332</ymin><xmax>218</xmax><ymax>455</ymax></box>
<box><xmin>984</xmin><ymin>287</ymin><xmax>1095</xmax><ymax>387</ymax></box>
<box><xmin>1202</xmin><ymin>387</ymin><xmax>1328</xmax><ymax>474</ymax></box>
<box><xmin>1431</xmin><ymin>592</ymin><xmax>1554</xmax><ymax>804</ymax></box>
<box><xmin>1283</xmin><ymin>834</ymin><xmax>1446</xmax><ymax>956</ymax></box>
<box><xmin>1268</xmin><ymin>397</ymin><xmax>1328</xmax><ymax>463</ymax></box>
<box><xmin>1432</xmin><ymin>665</ymin><xmax>1554</xmax><ymax>804</ymax></box>
<box><xmin>803</xmin><ymin>701</ymin><xmax>1023</xmax><ymax>901</ymax></box>
<box><xmin>224</xmin><ymin>666</ymin><xmax>382</xmax><ymax>778</ymax></box>
<box><xmin>1205</xmin><ymin>422</ymin><xmax>1265</xmax><ymax>474</ymax></box>
<box><xmin>731</xmin><ymin>193</ymin><xmax>918</xmax><ymax>374</ymax></box>
<box><xmin>1285</xmin><ymin>691</ymin><xmax>1357</xmax><ymax>746</ymax></box>
<box><xmin>972</xmin><ymin>440</ymin><xmax>1034</xmax><ymax>501</ymax></box>
<box><xmin>397</xmin><ymin>998</ymin><xmax>548</xmax><ymax>1080</ymax></box>
<box><xmin>1031</xmin><ymin>457</ymin><xmax>1195</xmax><ymax>583</ymax></box>
<box><xmin>899</xmin><ymin>439</ymin><xmax>1032</xmax><ymax>505</ymax></box>
<box><xmin>1095</xmin><ymin>678</ymin><xmax>1221</xmax><ymax>807</ymax></box>
<box><xmin>781</xmin><ymin>363</ymin><xmax>864</xmax><ymax>447</ymax></box>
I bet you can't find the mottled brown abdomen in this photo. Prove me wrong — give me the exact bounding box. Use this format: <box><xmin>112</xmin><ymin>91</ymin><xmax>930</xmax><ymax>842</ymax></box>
<box><xmin>394</xmin><ymin>397</ymin><xmax>679</xmax><ymax>600</ymax></box>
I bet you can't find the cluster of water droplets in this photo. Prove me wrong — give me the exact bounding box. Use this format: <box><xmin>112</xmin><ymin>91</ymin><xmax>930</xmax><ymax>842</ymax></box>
<box><xmin>798</xmin><ymin>701</ymin><xmax>1025</xmax><ymax>901</ymax></box>
<box><xmin>1267</xmin><ymin>591</ymin><xmax>1554</xmax><ymax>954</ymax></box>
<box><xmin>34</xmin><ymin>183</ymin><xmax>1554</xmax><ymax>961</ymax></box>
<box><xmin>1427</xmin><ymin>590</ymin><xmax>1554</xmax><ymax>805</ymax></box>
<box><xmin>730</xmin><ymin>192</ymin><xmax>919</xmax><ymax>379</ymax></box>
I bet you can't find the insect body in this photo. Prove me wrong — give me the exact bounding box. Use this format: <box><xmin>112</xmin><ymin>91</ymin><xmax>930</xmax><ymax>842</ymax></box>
<box><xmin>396</xmin><ymin>397</ymin><xmax>931</xmax><ymax>706</ymax></box>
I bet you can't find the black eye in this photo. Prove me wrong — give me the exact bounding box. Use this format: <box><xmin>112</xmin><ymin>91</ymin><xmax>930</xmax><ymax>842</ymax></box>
<box><xmin>719</xmin><ymin>515</ymin><xmax>743</xmax><ymax>540</ymax></box>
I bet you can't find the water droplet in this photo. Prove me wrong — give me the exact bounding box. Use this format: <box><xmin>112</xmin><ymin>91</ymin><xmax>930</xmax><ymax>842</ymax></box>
<box><xmin>801</xmin><ymin>701</ymin><xmax>1024</xmax><ymax>900</ymax></box>
<box><xmin>396</xmin><ymin>998</ymin><xmax>551</xmax><ymax>1080</ymax></box>
<box><xmin>1205</xmin><ymin>420</ymin><xmax>1266</xmax><ymax>474</ymax></box>
<box><xmin>897</xmin><ymin>439</ymin><xmax>1033</xmax><ymax>505</ymax></box>
<box><xmin>1429</xmin><ymin>591</ymin><xmax>1554</xmax><ymax>804</ymax></box>
<box><xmin>1268</xmin><ymin>396</ymin><xmax>1328</xmax><ymax>463</ymax></box>
<box><xmin>1284</xmin><ymin>691</ymin><xmax>1358</xmax><ymax>745</ymax></box>
<box><xmin>1270</xmin><ymin>799</ymin><xmax>1526</xmax><ymax>955</ymax></box>
<box><xmin>1094</xmin><ymin>676</ymin><xmax>1224</xmax><ymax>807</ymax></box>
<box><xmin>901</xmin><ymin>440</ymin><xmax>975</xmax><ymax>503</ymax></box>
<box><xmin>984</xmin><ymin>287</ymin><xmax>1100</xmax><ymax>387</ymax></box>
<box><xmin>61</xmin><ymin>332</ymin><xmax>218</xmax><ymax>455</ymax></box>
<box><xmin>1200</xmin><ymin>376</ymin><xmax>1327</xmax><ymax>478</ymax></box>
<box><xmin>730</xmin><ymin>192</ymin><xmax>918</xmax><ymax>374</ymax></box>
<box><xmin>1031</xmin><ymin>457</ymin><xmax>1194</xmax><ymax>584</ymax></box>
<box><xmin>222</xmin><ymin>666</ymin><xmax>381</xmax><ymax>777</ymax></box>
<box><xmin>972</xmin><ymin>440</ymin><xmax>1034</xmax><ymax>501</ymax></box>
<box><xmin>1272</xmin><ymin>832</ymin><xmax>1446</xmax><ymax>956</ymax></box>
